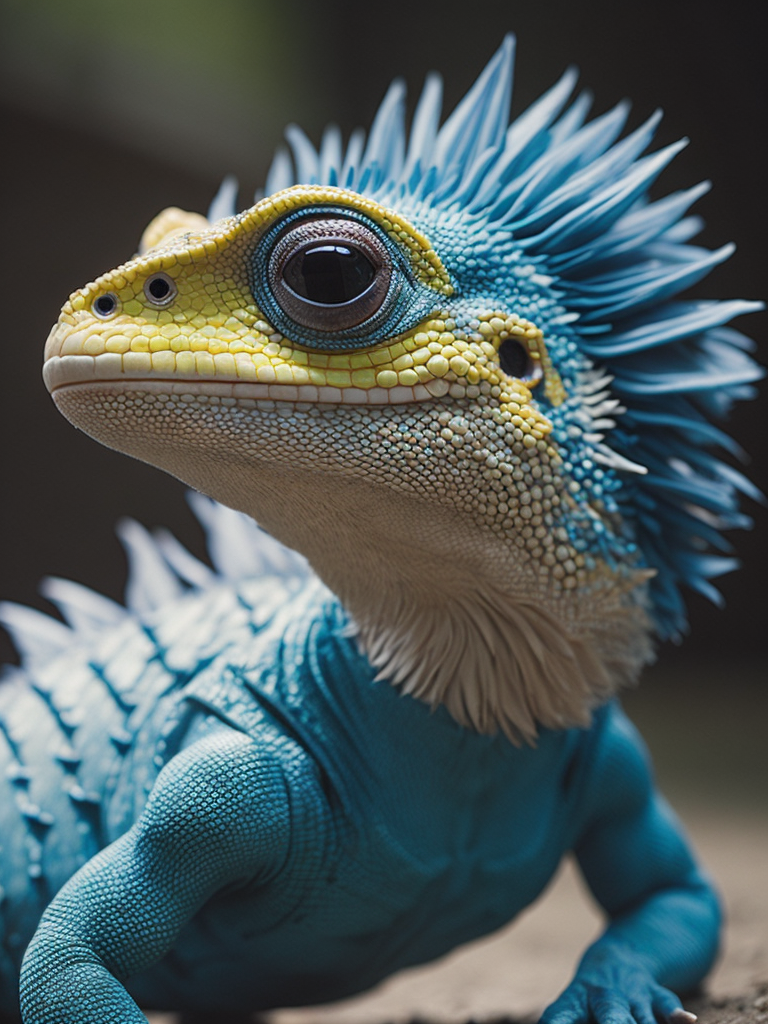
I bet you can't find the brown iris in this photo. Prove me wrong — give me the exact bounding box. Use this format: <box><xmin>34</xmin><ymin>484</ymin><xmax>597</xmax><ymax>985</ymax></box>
<box><xmin>268</xmin><ymin>217</ymin><xmax>392</xmax><ymax>332</ymax></box>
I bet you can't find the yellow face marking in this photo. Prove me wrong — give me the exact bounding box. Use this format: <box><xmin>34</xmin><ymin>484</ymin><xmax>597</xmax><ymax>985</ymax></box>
<box><xmin>45</xmin><ymin>185</ymin><xmax>566</xmax><ymax>437</ymax></box>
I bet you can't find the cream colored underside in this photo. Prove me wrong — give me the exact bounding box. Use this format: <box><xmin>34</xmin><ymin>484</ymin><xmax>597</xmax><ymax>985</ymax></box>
<box><xmin>52</xmin><ymin>379</ymin><xmax>656</xmax><ymax>743</ymax></box>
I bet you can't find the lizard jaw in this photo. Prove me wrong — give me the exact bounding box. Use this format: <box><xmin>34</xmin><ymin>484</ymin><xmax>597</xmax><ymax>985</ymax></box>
<box><xmin>43</xmin><ymin>355</ymin><xmax>449</xmax><ymax>405</ymax></box>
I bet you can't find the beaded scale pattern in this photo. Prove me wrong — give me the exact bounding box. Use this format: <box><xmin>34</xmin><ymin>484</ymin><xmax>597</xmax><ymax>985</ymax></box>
<box><xmin>0</xmin><ymin>35</ymin><xmax>760</xmax><ymax>1024</ymax></box>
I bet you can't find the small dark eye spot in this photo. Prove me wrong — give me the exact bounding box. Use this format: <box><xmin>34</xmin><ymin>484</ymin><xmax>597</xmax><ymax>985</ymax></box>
<box><xmin>498</xmin><ymin>338</ymin><xmax>541</xmax><ymax>384</ymax></box>
<box><xmin>144</xmin><ymin>272</ymin><xmax>177</xmax><ymax>307</ymax></box>
<box><xmin>92</xmin><ymin>293</ymin><xmax>119</xmax><ymax>319</ymax></box>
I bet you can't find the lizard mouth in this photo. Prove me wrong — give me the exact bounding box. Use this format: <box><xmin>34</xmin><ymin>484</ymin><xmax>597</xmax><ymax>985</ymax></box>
<box><xmin>42</xmin><ymin>353</ymin><xmax>447</xmax><ymax>405</ymax></box>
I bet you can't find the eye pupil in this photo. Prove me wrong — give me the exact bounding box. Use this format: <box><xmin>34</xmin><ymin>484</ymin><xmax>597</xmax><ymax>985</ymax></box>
<box><xmin>283</xmin><ymin>244</ymin><xmax>376</xmax><ymax>305</ymax></box>
<box><xmin>499</xmin><ymin>338</ymin><xmax>533</xmax><ymax>379</ymax></box>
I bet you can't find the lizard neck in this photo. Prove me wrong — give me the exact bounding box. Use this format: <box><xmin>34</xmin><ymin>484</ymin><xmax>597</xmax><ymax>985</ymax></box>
<box><xmin>219</xmin><ymin>467</ymin><xmax>654</xmax><ymax>744</ymax></box>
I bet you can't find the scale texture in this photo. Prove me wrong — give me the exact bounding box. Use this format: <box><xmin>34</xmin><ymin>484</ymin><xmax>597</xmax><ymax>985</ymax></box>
<box><xmin>1</xmin><ymin>36</ymin><xmax>760</xmax><ymax>1024</ymax></box>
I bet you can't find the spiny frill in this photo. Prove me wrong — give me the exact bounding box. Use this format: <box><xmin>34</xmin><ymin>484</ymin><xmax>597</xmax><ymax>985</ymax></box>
<box><xmin>206</xmin><ymin>35</ymin><xmax>762</xmax><ymax>639</ymax></box>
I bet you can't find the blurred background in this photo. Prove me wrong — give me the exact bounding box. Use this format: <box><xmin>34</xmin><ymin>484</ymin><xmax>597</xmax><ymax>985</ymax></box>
<box><xmin>0</xmin><ymin>0</ymin><xmax>765</xmax><ymax>814</ymax></box>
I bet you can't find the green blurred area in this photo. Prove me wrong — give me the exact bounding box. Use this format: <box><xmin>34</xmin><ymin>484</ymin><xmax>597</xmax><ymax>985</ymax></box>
<box><xmin>0</xmin><ymin>0</ymin><xmax>765</xmax><ymax>814</ymax></box>
<box><xmin>0</xmin><ymin>0</ymin><xmax>306</xmax><ymax>179</ymax></box>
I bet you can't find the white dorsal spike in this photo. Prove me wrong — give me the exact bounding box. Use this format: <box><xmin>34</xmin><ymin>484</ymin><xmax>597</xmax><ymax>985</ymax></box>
<box><xmin>361</xmin><ymin>78</ymin><xmax>407</xmax><ymax>186</ymax></box>
<box><xmin>662</xmin><ymin>214</ymin><xmax>705</xmax><ymax>244</ymax></box>
<box><xmin>116</xmin><ymin>518</ymin><xmax>186</xmax><ymax>615</ymax></box>
<box><xmin>285</xmin><ymin>124</ymin><xmax>320</xmax><ymax>184</ymax></box>
<box><xmin>0</xmin><ymin>602</ymin><xmax>73</xmax><ymax>671</ymax></box>
<box><xmin>593</xmin><ymin>445</ymin><xmax>649</xmax><ymax>475</ymax></box>
<box><xmin>319</xmin><ymin>124</ymin><xmax>343</xmax><ymax>185</ymax></box>
<box><xmin>153</xmin><ymin>528</ymin><xmax>218</xmax><ymax>589</ymax></box>
<box><xmin>341</xmin><ymin>128</ymin><xmax>366</xmax><ymax>188</ymax></box>
<box><xmin>431</xmin><ymin>34</ymin><xmax>515</xmax><ymax>179</ymax></box>
<box><xmin>401</xmin><ymin>71</ymin><xmax>443</xmax><ymax>184</ymax></box>
<box><xmin>39</xmin><ymin>577</ymin><xmax>126</xmax><ymax>633</ymax></box>
<box><xmin>265</xmin><ymin>146</ymin><xmax>295</xmax><ymax>196</ymax></box>
<box><xmin>187</xmin><ymin>493</ymin><xmax>310</xmax><ymax>582</ymax></box>
<box><xmin>207</xmin><ymin>174</ymin><xmax>239</xmax><ymax>222</ymax></box>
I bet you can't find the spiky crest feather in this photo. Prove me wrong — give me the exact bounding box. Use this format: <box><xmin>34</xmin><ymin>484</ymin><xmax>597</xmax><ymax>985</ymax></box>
<box><xmin>1</xmin><ymin>38</ymin><xmax>760</xmax><ymax>680</ymax></box>
<box><xmin>209</xmin><ymin>34</ymin><xmax>761</xmax><ymax>637</ymax></box>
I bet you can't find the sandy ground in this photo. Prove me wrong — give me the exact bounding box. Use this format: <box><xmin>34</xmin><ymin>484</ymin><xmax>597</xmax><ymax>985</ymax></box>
<box><xmin>149</xmin><ymin>802</ymin><xmax>767</xmax><ymax>1024</ymax></box>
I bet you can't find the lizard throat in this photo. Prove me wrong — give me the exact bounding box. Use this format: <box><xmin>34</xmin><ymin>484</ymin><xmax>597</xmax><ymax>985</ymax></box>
<box><xmin>51</xmin><ymin>381</ymin><xmax>656</xmax><ymax>741</ymax></box>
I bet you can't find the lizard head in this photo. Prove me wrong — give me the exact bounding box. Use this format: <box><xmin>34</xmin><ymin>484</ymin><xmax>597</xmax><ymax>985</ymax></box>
<box><xmin>43</xmin><ymin>36</ymin><xmax>761</xmax><ymax>741</ymax></box>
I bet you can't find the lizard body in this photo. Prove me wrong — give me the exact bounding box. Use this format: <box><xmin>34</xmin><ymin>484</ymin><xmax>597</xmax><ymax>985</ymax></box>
<box><xmin>0</xmin><ymin>36</ymin><xmax>760</xmax><ymax>1023</ymax></box>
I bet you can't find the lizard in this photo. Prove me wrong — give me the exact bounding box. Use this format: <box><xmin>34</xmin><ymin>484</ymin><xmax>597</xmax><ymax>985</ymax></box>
<box><xmin>0</xmin><ymin>33</ymin><xmax>762</xmax><ymax>1024</ymax></box>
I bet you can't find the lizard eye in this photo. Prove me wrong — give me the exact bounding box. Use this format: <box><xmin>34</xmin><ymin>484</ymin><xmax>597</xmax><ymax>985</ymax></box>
<box><xmin>144</xmin><ymin>272</ymin><xmax>177</xmax><ymax>307</ymax></box>
<box><xmin>250</xmin><ymin>205</ymin><xmax>441</xmax><ymax>351</ymax></box>
<box><xmin>498</xmin><ymin>338</ymin><xmax>543</xmax><ymax>386</ymax></box>
<box><xmin>268</xmin><ymin>217</ymin><xmax>392</xmax><ymax>332</ymax></box>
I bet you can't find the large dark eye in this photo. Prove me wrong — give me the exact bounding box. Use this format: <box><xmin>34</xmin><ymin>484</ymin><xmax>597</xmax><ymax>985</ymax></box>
<box><xmin>283</xmin><ymin>244</ymin><xmax>376</xmax><ymax>304</ymax></box>
<box><xmin>498</xmin><ymin>338</ymin><xmax>542</xmax><ymax>385</ymax></box>
<box><xmin>268</xmin><ymin>217</ymin><xmax>392</xmax><ymax>332</ymax></box>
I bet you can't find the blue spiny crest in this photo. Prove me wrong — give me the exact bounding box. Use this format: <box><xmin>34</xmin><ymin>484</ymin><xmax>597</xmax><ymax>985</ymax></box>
<box><xmin>208</xmin><ymin>34</ymin><xmax>763</xmax><ymax>641</ymax></box>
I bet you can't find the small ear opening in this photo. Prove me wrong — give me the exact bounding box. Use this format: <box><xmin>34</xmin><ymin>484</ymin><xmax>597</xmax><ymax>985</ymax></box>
<box><xmin>138</xmin><ymin>207</ymin><xmax>210</xmax><ymax>255</ymax></box>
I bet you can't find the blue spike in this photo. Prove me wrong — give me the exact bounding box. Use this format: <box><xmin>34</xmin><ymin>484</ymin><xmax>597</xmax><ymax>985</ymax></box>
<box><xmin>361</xmin><ymin>78</ymin><xmax>406</xmax><ymax>186</ymax></box>
<box><xmin>115</xmin><ymin>519</ymin><xmax>186</xmax><ymax>614</ymax></box>
<box><xmin>580</xmin><ymin>300</ymin><xmax>762</xmax><ymax>356</ymax></box>
<box><xmin>610</xmin><ymin>354</ymin><xmax>760</xmax><ymax>397</ymax></box>
<box><xmin>446</xmin><ymin>147</ymin><xmax>504</xmax><ymax>208</ymax></box>
<box><xmin>514</xmin><ymin>109</ymin><xmax>662</xmax><ymax>235</ymax></box>
<box><xmin>572</xmin><ymin>244</ymin><xmax>735</xmax><ymax>320</ymax></box>
<box><xmin>548</xmin><ymin>89</ymin><xmax>593</xmax><ymax>145</ymax></box>
<box><xmin>622</xmin><ymin>408</ymin><xmax>747</xmax><ymax>458</ymax></box>
<box><xmin>319</xmin><ymin>124</ymin><xmax>343</xmax><ymax>185</ymax></box>
<box><xmin>284</xmin><ymin>124</ymin><xmax>320</xmax><ymax>184</ymax></box>
<box><xmin>431</xmin><ymin>35</ymin><xmax>515</xmax><ymax>182</ymax></box>
<box><xmin>500</xmin><ymin>101</ymin><xmax>632</xmax><ymax>226</ymax></box>
<box><xmin>661</xmin><ymin>213</ymin><xmax>706</xmax><ymax>243</ymax></box>
<box><xmin>517</xmin><ymin>140</ymin><xmax>688</xmax><ymax>253</ymax></box>
<box><xmin>0</xmin><ymin>603</ymin><xmax>73</xmax><ymax>670</ymax></box>
<box><xmin>39</xmin><ymin>578</ymin><xmax>125</xmax><ymax>633</ymax></box>
<box><xmin>207</xmin><ymin>175</ymin><xmax>239</xmax><ymax>220</ymax></box>
<box><xmin>502</xmin><ymin>65</ymin><xmax>578</xmax><ymax>165</ymax></box>
<box><xmin>401</xmin><ymin>72</ymin><xmax>443</xmax><ymax>184</ymax></box>
<box><xmin>264</xmin><ymin>147</ymin><xmax>295</xmax><ymax>197</ymax></box>
<box><xmin>548</xmin><ymin>184</ymin><xmax>711</xmax><ymax>272</ymax></box>
<box><xmin>341</xmin><ymin>128</ymin><xmax>365</xmax><ymax>188</ymax></box>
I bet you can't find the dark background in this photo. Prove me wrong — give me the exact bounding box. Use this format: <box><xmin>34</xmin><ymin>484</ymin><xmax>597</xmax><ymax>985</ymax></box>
<box><xmin>0</xmin><ymin>0</ymin><xmax>765</xmax><ymax>803</ymax></box>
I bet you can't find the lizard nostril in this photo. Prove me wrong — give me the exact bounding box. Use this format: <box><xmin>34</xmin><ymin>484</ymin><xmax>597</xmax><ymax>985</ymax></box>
<box><xmin>92</xmin><ymin>292</ymin><xmax>119</xmax><ymax>319</ymax></box>
<box><xmin>144</xmin><ymin>272</ymin><xmax>177</xmax><ymax>307</ymax></box>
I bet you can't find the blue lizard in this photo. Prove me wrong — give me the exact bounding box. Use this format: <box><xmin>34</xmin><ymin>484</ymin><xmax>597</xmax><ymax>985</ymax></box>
<box><xmin>0</xmin><ymin>35</ymin><xmax>761</xmax><ymax>1024</ymax></box>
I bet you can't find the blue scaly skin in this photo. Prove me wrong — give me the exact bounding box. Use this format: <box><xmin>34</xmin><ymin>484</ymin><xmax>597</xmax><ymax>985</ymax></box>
<box><xmin>1</xmin><ymin>35</ymin><xmax>760</xmax><ymax>1024</ymax></box>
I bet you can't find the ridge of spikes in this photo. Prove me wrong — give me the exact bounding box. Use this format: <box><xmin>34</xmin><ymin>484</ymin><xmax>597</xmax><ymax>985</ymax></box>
<box><xmin>214</xmin><ymin>35</ymin><xmax>763</xmax><ymax>640</ymax></box>
<box><xmin>0</xmin><ymin>496</ymin><xmax>311</xmax><ymax>673</ymax></box>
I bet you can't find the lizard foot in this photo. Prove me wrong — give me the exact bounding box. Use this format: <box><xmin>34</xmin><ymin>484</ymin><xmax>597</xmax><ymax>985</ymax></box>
<box><xmin>540</xmin><ymin>963</ymin><xmax>696</xmax><ymax>1024</ymax></box>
